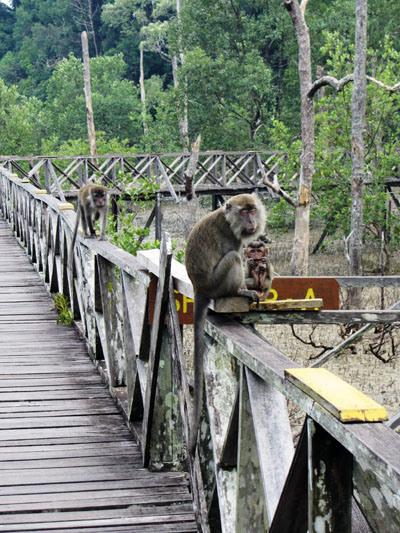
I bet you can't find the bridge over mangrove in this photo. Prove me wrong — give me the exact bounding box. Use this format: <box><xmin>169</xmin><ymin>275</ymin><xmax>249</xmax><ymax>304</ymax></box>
<box><xmin>0</xmin><ymin>162</ymin><xmax>399</xmax><ymax>532</ymax></box>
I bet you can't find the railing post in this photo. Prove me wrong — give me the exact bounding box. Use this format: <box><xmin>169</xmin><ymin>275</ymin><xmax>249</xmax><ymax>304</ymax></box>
<box><xmin>307</xmin><ymin>418</ymin><xmax>352</xmax><ymax>533</ymax></box>
<box><xmin>155</xmin><ymin>192</ymin><xmax>162</xmax><ymax>241</ymax></box>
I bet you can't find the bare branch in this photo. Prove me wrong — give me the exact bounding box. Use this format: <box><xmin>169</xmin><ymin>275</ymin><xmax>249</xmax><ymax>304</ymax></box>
<box><xmin>366</xmin><ymin>76</ymin><xmax>400</xmax><ymax>93</ymax></box>
<box><xmin>256</xmin><ymin>154</ymin><xmax>296</xmax><ymax>207</ymax></box>
<box><xmin>308</xmin><ymin>74</ymin><xmax>354</xmax><ymax>98</ymax></box>
<box><xmin>290</xmin><ymin>324</ymin><xmax>333</xmax><ymax>359</ymax></box>
<box><xmin>369</xmin><ymin>324</ymin><xmax>398</xmax><ymax>363</ymax></box>
<box><xmin>309</xmin><ymin>74</ymin><xmax>400</xmax><ymax>98</ymax></box>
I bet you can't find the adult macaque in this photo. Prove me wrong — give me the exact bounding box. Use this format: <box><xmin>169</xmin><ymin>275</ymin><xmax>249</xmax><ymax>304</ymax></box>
<box><xmin>185</xmin><ymin>193</ymin><xmax>266</xmax><ymax>453</ymax></box>
<box><xmin>244</xmin><ymin>238</ymin><xmax>273</xmax><ymax>299</ymax></box>
<box><xmin>69</xmin><ymin>184</ymin><xmax>108</xmax><ymax>266</ymax></box>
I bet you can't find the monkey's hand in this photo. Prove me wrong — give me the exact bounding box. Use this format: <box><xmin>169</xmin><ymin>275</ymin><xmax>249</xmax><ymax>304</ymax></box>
<box><xmin>237</xmin><ymin>287</ymin><xmax>260</xmax><ymax>303</ymax></box>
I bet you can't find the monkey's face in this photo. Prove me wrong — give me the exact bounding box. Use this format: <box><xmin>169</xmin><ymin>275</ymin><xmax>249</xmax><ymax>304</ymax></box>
<box><xmin>245</xmin><ymin>242</ymin><xmax>267</xmax><ymax>261</ymax></box>
<box><xmin>239</xmin><ymin>208</ymin><xmax>260</xmax><ymax>236</ymax></box>
<box><xmin>93</xmin><ymin>190</ymin><xmax>107</xmax><ymax>209</ymax></box>
<box><xmin>224</xmin><ymin>193</ymin><xmax>266</xmax><ymax>242</ymax></box>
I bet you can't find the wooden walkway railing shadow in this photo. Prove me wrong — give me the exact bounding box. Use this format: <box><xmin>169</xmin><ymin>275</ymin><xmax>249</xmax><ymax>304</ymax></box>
<box><xmin>0</xmin><ymin>228</ymin><xmax>196</xmax><ymax>529</ymax></box>
<box><xmin>1</xmin><ymin>167</ymin><xmax>400</xmax><ymax>532</ymax></box>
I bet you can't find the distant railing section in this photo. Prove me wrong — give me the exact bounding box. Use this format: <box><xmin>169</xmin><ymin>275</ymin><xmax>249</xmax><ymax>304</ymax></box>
<box><xmin>0</xmin><ymin>166</ymin><xmax>399</xmax><ymax>533</ymax></box>
<box><xmin>0</xmin><ymin>151</ymin><xmax>286</xmax><ymax>199</ymax></box>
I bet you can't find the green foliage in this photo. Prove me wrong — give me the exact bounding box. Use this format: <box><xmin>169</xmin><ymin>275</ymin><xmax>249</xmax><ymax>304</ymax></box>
<box><xmin>172</xmin><ymin>239</ymin><xmax>185</xmax><ymax>263</ymax></box>
<box><xmin>0</xmin><ymin>78</ymin><xmax>45</xmax><ymax>154</ymax></box>
<box><xmin>108</xmin><ymin>174</ymin><xmax>161</xmax><ymax>256</ymax></box>
<box><xmin>40</xmin><ymin>132</ymin><xmax>134</xmax><ymax>156</ymax></box>
<box><xmin>44</xmin><ymin>54</ymin><xmax>142</xmax><ymax>144</ymax></box>
<box><xmin>53</xmin><ymin>293</ymin><xmax>74</xmax><ymax>326</ymax></box>
<box><xmin>0</xmin><ymin>0</ymin><xmax>400</xmax><ymax>257</ymax></box>
<box><xmin>0</xmin><ymin>4</ymin><xmax>15</xmax><ymax>58</ymax></box>
<box><xmin>312</xmin><ymin>34</ymin><xmax>400</xmax><ymax>245</ymax></box>
<box><xmin>266</xmin><ymin>31</ymin><xmax>400</xmax><ymax>251</ymax></box>
<box><xmin>264</xmin><ymin>119</ymin><xmax>301</xmax><ymax>230</ymax></box>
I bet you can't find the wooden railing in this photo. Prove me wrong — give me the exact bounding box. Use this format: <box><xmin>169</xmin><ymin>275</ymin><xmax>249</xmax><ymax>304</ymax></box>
<box><xmin>0</xmin><ymin>151</ymin><xmax>285</xmax><ymax>198</ymax></box>
<box><xmin>1</xmin><ymin>166</ymin><xmax>399</xmax><ymax>533</ymax></box>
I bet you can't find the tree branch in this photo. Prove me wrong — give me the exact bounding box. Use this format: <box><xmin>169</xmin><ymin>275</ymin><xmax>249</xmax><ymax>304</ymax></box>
<box><xmin>290</xmin><ymin>324</ymin><xmax>333</xmax><ymax>359</ymax></box>
<box><xmin>366</xmin><ymin>75</ymin><xmax>400</xmax><ymax>93</ymax></box>
<box><xmin>256</xmin><ymin>154</ymin><xmax>296</xmax><ymax>207</ymax></box>
<box><xmin>308</xmin><ymin>74</ymin><xmax>354</xmax><ymax>98</ymax></box>
<box><xmin>309</xmin><ymin>74</ymin><xmax>400</xmax><ymax>98</ymax></box>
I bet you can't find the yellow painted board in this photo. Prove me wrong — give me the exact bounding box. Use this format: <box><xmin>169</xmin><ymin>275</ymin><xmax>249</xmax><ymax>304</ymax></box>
<box><xmin>249</xmin><ymin>298</ymin><xmax>323</xmax><ymax>311</ymax></box>
<box><xmin>285</xmin><ymin>368</ymin><xmax>388</xmax><ymax>423</ymax></box>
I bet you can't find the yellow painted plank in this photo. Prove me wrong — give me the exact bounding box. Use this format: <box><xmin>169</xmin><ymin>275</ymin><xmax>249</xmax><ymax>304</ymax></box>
<box><xmin>213</xmin><ymin>297</ymin><xmax>323</xmax><ymax>313</ymax></box>
<box><xmin>249</xmin><ymin>298</ymin><xmax>323</xmax><ymax>311</ymax></box>
<box><xmin>285</xmin><ymin>368</ymin><xmax>388</xmax><ymax>422</ymax></box>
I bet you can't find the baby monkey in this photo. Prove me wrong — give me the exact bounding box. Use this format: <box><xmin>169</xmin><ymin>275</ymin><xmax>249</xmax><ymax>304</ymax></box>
<box><xmin>244</xmin><ymin>236</ymin><xmax>273</xmax><ymax>300</ymax></box>
<box><xmin>69</xmin><ymin>183</ymin><xmax>108</xmax><ymax>266</ymax></box>
<box><xmin>185</xmin><ymin>193</ymin><xmax>266</xmax><ymax>454</ymax></box>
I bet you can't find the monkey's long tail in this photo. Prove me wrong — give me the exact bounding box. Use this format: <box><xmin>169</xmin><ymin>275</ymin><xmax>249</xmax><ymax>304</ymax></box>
<box><xmin>190</xmin><ymin>294</ymin><xmax>210</xmax><ymax>456</ymax></box>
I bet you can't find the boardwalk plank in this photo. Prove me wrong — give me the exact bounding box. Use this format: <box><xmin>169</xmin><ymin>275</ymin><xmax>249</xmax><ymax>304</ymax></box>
<box><xmin>0</xmin><ymin>474</ymin><xmax>188</xmax><ymax>495</ymax></box>
<box><xmin>0</xmin><ymin>219</ymin><xmax>195</xmax><ymax>532</ymax></box>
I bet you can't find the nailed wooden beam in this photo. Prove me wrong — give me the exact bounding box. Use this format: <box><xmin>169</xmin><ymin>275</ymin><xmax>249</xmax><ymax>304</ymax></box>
<box><xmin>142</xmin><ymin>233</ymin><xmax>172</xmax><ymax>467</ymax></box>
<box><xmin>205</xmin><ymin>315</ymin><xmax>400</xmax><ymax>505</ymax></box>
<box><xmin>269</xmin><ymin>422</ymin><xmax>307</xmax><ymax>533</ymax></box>
<box><xmin>245</xmin><ymin>367</ymin><xmax>294</xmax><ymax>524</ymax></box>
<box><xmin>307</xmin><ymin>419</ymin><xmax>352</xmax><ymax>533</ymax></box>
<box><xmin>239</xmin><ymin>309</ymin><xmax>400</xmax><ymax>325</ymax></box>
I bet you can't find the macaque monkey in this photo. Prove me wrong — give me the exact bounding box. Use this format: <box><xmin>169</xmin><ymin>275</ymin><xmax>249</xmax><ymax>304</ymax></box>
<box><xmin>69</xmin><ymin>184</ymin><xmax>108</xmax><ymax>267</ymax></box>
<box><xmin>244</xmin><ymin>237</ymin><xmax>273</xmax><ymax>299</ymax></box>
<box><xmin>185</xmin><ymin>193</ymin><xmax>266</xmax><ymax>454</ymax></box>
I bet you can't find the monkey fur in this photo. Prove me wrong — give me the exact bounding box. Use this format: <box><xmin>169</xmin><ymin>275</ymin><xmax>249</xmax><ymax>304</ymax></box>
<box><xmin>69</xmin><ymin>183</ymin><xmax>108</xmax><ymax>270</ymax></box>
<box><xmin>185</xmin><ymin>193</ymin><xmax>266</xmax><ymax>454</ymax></box>
<box><xmin>244</xmin><ymin>237</ymin><xmax>273</xmax><ymax>299</ymax></box>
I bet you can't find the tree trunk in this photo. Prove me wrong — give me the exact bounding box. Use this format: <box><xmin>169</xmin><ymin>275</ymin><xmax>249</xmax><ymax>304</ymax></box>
<box><xmin>81</xmin><ymin>31</ymin><xmax>97</xmax><ymax>159</ymax></box>
<box><xmin>87</xmin><ymin>0</ymin><xmax>99</xmax><ymax>57</ymax></box>
<box><xmin>283</xmin><ymin>0</ymin><xmax>315</xmax><ymax>275</ymax></box>
<box><xmin>174</xmin><ymin>0</ymin><xmax>189</xmax><ymax>150</ymax></box>
<box><xmin>139</xmin><ymin>42</ymin><xmax>148</xmax><ymax>137</ymax></box>
<box><xmin>348</xmin><ymin>0</ymin><xmax>367</xmax><ymax>308</ymax></box>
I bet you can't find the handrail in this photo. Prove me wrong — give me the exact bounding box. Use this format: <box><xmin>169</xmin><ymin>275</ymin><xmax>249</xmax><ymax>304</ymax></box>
<box><xmin>0</xmin><ymin>166</ymin><xmax>399</xmax><ymax>532</ymax></box>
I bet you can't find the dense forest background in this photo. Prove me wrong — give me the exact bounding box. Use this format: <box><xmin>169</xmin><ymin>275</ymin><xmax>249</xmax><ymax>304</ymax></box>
<box><xmin>0</xmin><ymin>0</ymin><xmax>399</xmax><ymax>238</ymax></box>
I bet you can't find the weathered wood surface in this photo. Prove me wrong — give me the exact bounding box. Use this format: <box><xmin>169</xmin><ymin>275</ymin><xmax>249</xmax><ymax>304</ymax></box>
<box><xmin>206</xmin><ymin>316</ymin><xmax>400</xmax><ymax>531</ymax></box>
<box><xmin>239</xmin><ymin>309</ymin><xmax>400</xmax><ymax>324</ymax></box>
<box><xmin>307</xmin><ymin>419</ymin><xmax>352</xmax><ymax>533</ymax></box>
<box><xmin>1</xmin><ymin>151</ymin><xmax>283</xmax><ymax>197</ymax></box>
<box><xmin>213</xmin><ymin>297</ymin><xmax>323</xmax><ymax>313</ymax></box>
<box><xmin>0</xmin><ymin>221</ymin><xmax>196</xmax><ymax>532</ymax></box>
<box><xmin>2</xmin><ymin>166</ymin><xmax>400</xmax><ymax>533</ymax></box>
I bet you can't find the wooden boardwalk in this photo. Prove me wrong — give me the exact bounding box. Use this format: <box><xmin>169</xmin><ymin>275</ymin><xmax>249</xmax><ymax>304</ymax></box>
<box><xmin>0</xmin><ymin>221</ymin><xmax>197</xmax><ymax>532</ymax></box>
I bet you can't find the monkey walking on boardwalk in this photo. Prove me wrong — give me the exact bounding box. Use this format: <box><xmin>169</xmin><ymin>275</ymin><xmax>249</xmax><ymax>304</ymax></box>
<box><xmin>185</xmin><ymin>193</ymin><xmax>266</xmax><ymax>454</ymax></box>
<box><xmin>69</xmin><ymin>183</ymin><xmax>109</xmax><ymax>269</ymax></box>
